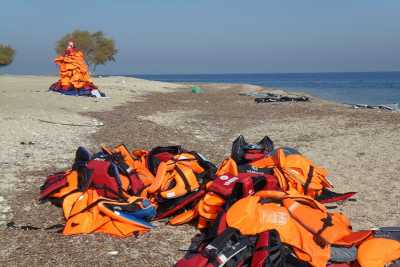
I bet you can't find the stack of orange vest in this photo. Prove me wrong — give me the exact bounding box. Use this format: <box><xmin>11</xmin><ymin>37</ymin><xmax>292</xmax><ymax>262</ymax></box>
<box><xmin>50</xmin><ymin>48</ymin><xmax>97</xmax><ymax>91</ymax></box>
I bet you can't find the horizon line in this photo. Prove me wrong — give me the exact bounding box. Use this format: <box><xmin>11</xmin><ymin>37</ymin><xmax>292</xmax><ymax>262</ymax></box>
<box><xmin>108</xmin><ymin>70</ymin><xmax>400</xmax><ymax>76</ymax></box>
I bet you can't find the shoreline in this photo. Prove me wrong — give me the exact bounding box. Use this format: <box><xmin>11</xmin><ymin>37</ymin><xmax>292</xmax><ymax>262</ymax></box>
<box><xmin>1</xmin><ymin>75</ymin><xmax>399</xmax><ymax>266</ymax></box>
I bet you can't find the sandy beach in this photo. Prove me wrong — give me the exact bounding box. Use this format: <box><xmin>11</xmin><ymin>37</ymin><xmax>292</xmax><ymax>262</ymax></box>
<box><xmin>0</xmin><ymin>75</ymin><xmax>399</xmax><ymax>266</ymax></box>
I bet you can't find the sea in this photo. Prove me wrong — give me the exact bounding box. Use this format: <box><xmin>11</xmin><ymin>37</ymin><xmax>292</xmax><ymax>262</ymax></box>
<box><xmin>133</xmin><ymin>72</ymin><xmax>400</xmax><ymax>106</ymax></box>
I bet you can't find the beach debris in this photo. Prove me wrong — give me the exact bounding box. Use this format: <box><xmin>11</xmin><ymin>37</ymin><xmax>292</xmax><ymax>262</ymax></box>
<box><xmin>351</xmin><ymin>103</ymin><xmax>399</xmax><ymax>111</ymax></box>
<box><xmin>49</xmin><ymin>41</ymin><xmax>105</xmax><ymax>97</ymax></box>
<box><xmin>20</xmin><ymin>141</ymin><xmax>35</xmax><ymax>145</ymax></box>
<box><xmin>38</xmin><ymin>119</ymin><xmax>104</xmax><ymax>127</ymax></box>
<box><xmin>254</xmin><ymin>94</ymin><xmax>309</xmax><ymax>103</ymax></box>
<box><xmin>107</xmin><ymin>251</ymin><xmax>119</xmax><ymax>256</ymax></box>
<box><xmin>191</xmin><ymin>86</ymin><xmax>204</xmax><ymax>94</ymax></box>
<box><xmin>240</xmin><ymin>91</ymin><xmax>310</xmax><ymax>103</ymax></box>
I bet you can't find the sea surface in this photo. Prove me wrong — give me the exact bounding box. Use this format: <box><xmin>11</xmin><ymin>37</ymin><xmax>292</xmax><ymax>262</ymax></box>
<box><xmin>133</xmin><ymin>72</ymin><xmax>400</xmax><ymax>106</ymax></box>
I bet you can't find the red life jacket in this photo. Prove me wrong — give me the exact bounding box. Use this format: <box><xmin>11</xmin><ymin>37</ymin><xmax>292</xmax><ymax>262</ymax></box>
<box><xmin>86</xmin><ymin>160</ymin><xmax>125</xmax><ymax>199</ymax></box>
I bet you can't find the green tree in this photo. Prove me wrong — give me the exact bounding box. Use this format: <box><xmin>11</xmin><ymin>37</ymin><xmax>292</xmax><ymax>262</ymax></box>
<box><xmin>55</xmin><ymin>30</ymin><xmax>117</xmax><ymax>73</ymax></box>
<box><xmin>0</xmin><ymin>44</ymin><xmax>16</xmax><ymax>67</ymax></box>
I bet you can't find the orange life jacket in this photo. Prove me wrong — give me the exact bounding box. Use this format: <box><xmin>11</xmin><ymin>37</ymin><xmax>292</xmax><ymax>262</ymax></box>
<box><xmin>63</xmin><ymin>189</ymin><xmax>156</xmax><ymax>237</ymax></box>
<box><xmin>218</xmin><ymin>147</ymin><xmax>333</xmax><ymax>198</ymax></box>
<box><xmin>226</xmin><ymin>191</ymin><xmax>369</xmax><ymax>267</ymax></box>
<box><xmin>168</xmin><ymin>172</ymin><xmax>280</xmax><ymax>228</ymax></box>
<box><xmin>357</xmin><ymin>237</ymin><xmax>400</xmax><ymax>267</ymax></box>
<box><xmin>54</xmin><ymin>49</ymin><xmax>94</xmax><ymax>90</ymax></box>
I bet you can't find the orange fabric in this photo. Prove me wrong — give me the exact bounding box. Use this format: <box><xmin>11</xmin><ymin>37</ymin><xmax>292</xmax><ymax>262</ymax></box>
<box><xmin>62</xmin><ymin>190</ymin><xmax>153</xmax><ymax>237</ymax></box>
<box><xmin>169</xmin><ymin>209</ymin><xmax>197</xmax><ymax>225</ymax></box>
<box><xmin>283</xmin><ymin>198</ymin><xmax>352</xmax><ymax>245</ymax></box>
<box><xmin>145</xmin><ymin>154</ymin><xmax>202</xmax><ymax>199</ymax></box>
<box><xmin>54</xmin><ymin>49</ymin><xmax>93</xmax><ymax>89</ymax></box>
<box><xmin>216</xmin><ymin>148</ymin><xmax>332</xmax><ymax>198</ymax></box>
<box><xmin>51</xmin><ymin>170</ymin><xmax>78</xmax><ymax>199</ymax></box>
<box><xmin>226</xmin><ymin>194</ymin><xmax>330</xmax><ymax>267</ymax></box>
<box><xmin>357</xmin><ymin>238</ymin><xmax>400</xmax><ymax>267</ymax></box>
<box><xmin>270</xmin><ymin>148</ymin><xmax>332</xmax><ymax>197</ymax></box>
<box><xmin>216</xmin><ymin>158</ymin><xmax>239</xmax><ymax>176</ymax></box>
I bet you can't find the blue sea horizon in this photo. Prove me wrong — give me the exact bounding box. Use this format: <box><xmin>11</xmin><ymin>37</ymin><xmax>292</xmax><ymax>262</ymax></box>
<box><xmin>120</xmin><ymin>72</ymin><xmax>400</xmax><ymax>106</ymax></box>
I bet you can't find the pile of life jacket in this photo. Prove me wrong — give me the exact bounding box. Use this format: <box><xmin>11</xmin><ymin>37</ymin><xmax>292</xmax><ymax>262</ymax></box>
<box><xmin>39</xmin><ymin>136</ymin><xmax>400</xmax><ymax>267</ymax></box>
<box><xmin>49</xmin><ymin>44</ymin><xmax>103</xmax><ymax>97</ymax></box>
<box><xmin>40</xmin><ymin>144</ymin><xmax>216</xmax><ymax>237</ymax></box>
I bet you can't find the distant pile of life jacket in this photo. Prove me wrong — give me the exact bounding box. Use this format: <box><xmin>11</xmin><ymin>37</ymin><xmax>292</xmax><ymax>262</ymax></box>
<box><xmin>49</xmin><ymin>43</ymin><xmax>101</xmax><ymax>97</ymax></box>
<box><xmin>39</xmin><ymin>135</ymin><xmax>400</xmax><ymax>267</ymax></box>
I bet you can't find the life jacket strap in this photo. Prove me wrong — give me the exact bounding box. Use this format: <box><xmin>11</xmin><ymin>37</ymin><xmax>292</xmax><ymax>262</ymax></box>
<box><xmin>303</xmin><ymin>166</ymin><xmax>314</xmax><ymax>195</ymax></box>
<box><xmin>175</xmin><ymin>166</ymin><xmax>192</xmax><ymax>193</ymax></box>
<box><xmin>314</xmin><ymin>214</ymin><xmax>334</xmax><ymax>247</ymax></box>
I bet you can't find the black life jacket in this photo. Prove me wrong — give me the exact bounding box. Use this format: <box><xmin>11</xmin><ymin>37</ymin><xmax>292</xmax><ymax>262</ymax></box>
<box><xmin>231</xmin><ymin>135</ymin><xmax>274</xmax><ymax>165</ymax></box>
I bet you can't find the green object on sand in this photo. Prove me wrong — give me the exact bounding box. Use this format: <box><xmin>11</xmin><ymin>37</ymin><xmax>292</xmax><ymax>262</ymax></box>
<box><xmin>191</xmin><ymin>86</ymin><xmax>204</xmax><ymax>94</ymax></box>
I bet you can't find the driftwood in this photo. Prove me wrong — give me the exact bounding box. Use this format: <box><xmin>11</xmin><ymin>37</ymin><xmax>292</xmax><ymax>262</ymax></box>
<box><xmin>254</xmin><ymin>95</ymin><xmax>309</xmax><ymax>103</ymax></box>
<box><xmin>351</xmin><ymin>104</ymin><xmax>397</xmax><ymax>111</ymax></box>
<box><xmin>38</xmin><ymin>119</ymin><xmax>104</xmax><ymax>127</ymax></box>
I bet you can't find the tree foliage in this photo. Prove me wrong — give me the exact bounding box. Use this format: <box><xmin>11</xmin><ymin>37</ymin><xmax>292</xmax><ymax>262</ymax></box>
<box><xmin>55</xmin><ymin>30</ymin><xmax>117</xmax><ymax>72</ymax></box>
<box><xmin>0</xmin><ymin>44</ymin><xmax>16</xmax><ymax>67</ymax></box>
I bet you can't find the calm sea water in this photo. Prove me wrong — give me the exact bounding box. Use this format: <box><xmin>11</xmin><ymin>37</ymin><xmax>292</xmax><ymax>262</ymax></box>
<box><xmin>133</xmin><ymin>72</ymin><xmax>400</xmax><ymax>105</ymax></box>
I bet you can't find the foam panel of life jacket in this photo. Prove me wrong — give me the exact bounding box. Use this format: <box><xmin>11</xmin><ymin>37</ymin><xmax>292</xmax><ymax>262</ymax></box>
<box><xmin>334</xmin><ymin>230</ymin><xmax>373</xmax><ymax>247</ymax></box>
<box><xmin>156</xmin><ymin>164</ymin><xmax>201</xmax><ymax>199</ymax></box>
<box><xmin>202</xmin><ymin>192</ymin><xmax>225</xmax><ymax>207</ymax></box>
<box><xmin>357</xmin><ymin>237</ymin><xmax>400</xmax><ymax>267</ymax></box>
<box><xmin>63</xmin><ymin>190</ymin><xmax>101</xmax><ymax>220</ymax></box>
<box><xmin>63</xmin><ymin>206</ymin><xmax>110</xmax><ymax>235</ymax></box>
<box><xmin>111</xmin><ymin>144</ymin><xmax>136</xmax><ymax>169</ymax></box>
<box><xmin>197</xmin><ymin>199</ymin><xmax>221</xmax><ymax>220</ymax></box>
<box><xmin>63</xmin><ymin>192</ymin><xmax>87</xmax><ymax>219</ymax></box>
<box><xmin>147</xmin><ymin>162</ymin><xmax>168</xmax><ymax>194</ymax></box>
<box><xmin>40</xmin><ymin>172</ymin><xmax>69</xmax><ymax>200</ymax></box>
<box><xmin>226</xmin><ymin>196</ymin><xmax>299</xmax><ymax>237</ymax></box>
<box><xmin>174</xmin><ymin>153</ymin><xmax>205</xmax><ymax>173</ymax></box>
<box><xmin>283</xmin><ymin>198</ymin><xmax>352</xmax><ymax>244</ymax></box>
<box><xmin>51</xmin><ymin>170</ymin><xmax>79</xmax><ymax>199</ymax></box>
<box><xmin>169</xmin><ymin>209</ymin><xmax>197</xmax><ymax>225</ymax></box>
<box><xmin>216</xmin><ymin>158</ymin><xmax>239</xmax><ymax>176</ymax></box>
<box><xmin>226</xmin><ymin>194</ymin><xmax>333</xmax><ymax>266</ymax></box>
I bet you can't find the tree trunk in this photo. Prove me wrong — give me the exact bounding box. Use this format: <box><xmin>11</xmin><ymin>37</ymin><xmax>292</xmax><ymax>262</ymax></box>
<box><xmin>92</xmin><ymin>64</ymin><xmax>97</xmax><ymax>75</ymax></box>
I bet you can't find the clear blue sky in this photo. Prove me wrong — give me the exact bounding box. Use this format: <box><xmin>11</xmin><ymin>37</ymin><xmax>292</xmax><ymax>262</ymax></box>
<box><xmin>1</xmin><ymin>0</ymin><xmax>399</xmax><ymax>74</ymax></box>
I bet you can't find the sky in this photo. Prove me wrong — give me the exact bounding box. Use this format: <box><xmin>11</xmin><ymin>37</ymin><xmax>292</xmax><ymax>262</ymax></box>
<box><xmin>1</xmin><ymin>0</ymin><xmax>400</xmax><ymax>75</ymax></box>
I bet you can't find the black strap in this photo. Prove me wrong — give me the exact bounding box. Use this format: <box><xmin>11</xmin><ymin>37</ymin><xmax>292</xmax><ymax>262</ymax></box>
<box><xmin>77</xmin><ymin>166</ymin><xmax>93</xmax><ymax>192</ymax></box>
<box><xmin>303</xmin><ymin>166</ymin><xmax>314</xmax><ymax>195</ymax></box>
<box><xmin>314</xmin><ymin>214</ymin><xmax>333</xmax><ymax>247</ymax></box>
<box><xmin>175</xmin><ymin>166</ymin><xmax>192</xmax><ymax>193</ymax></box>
